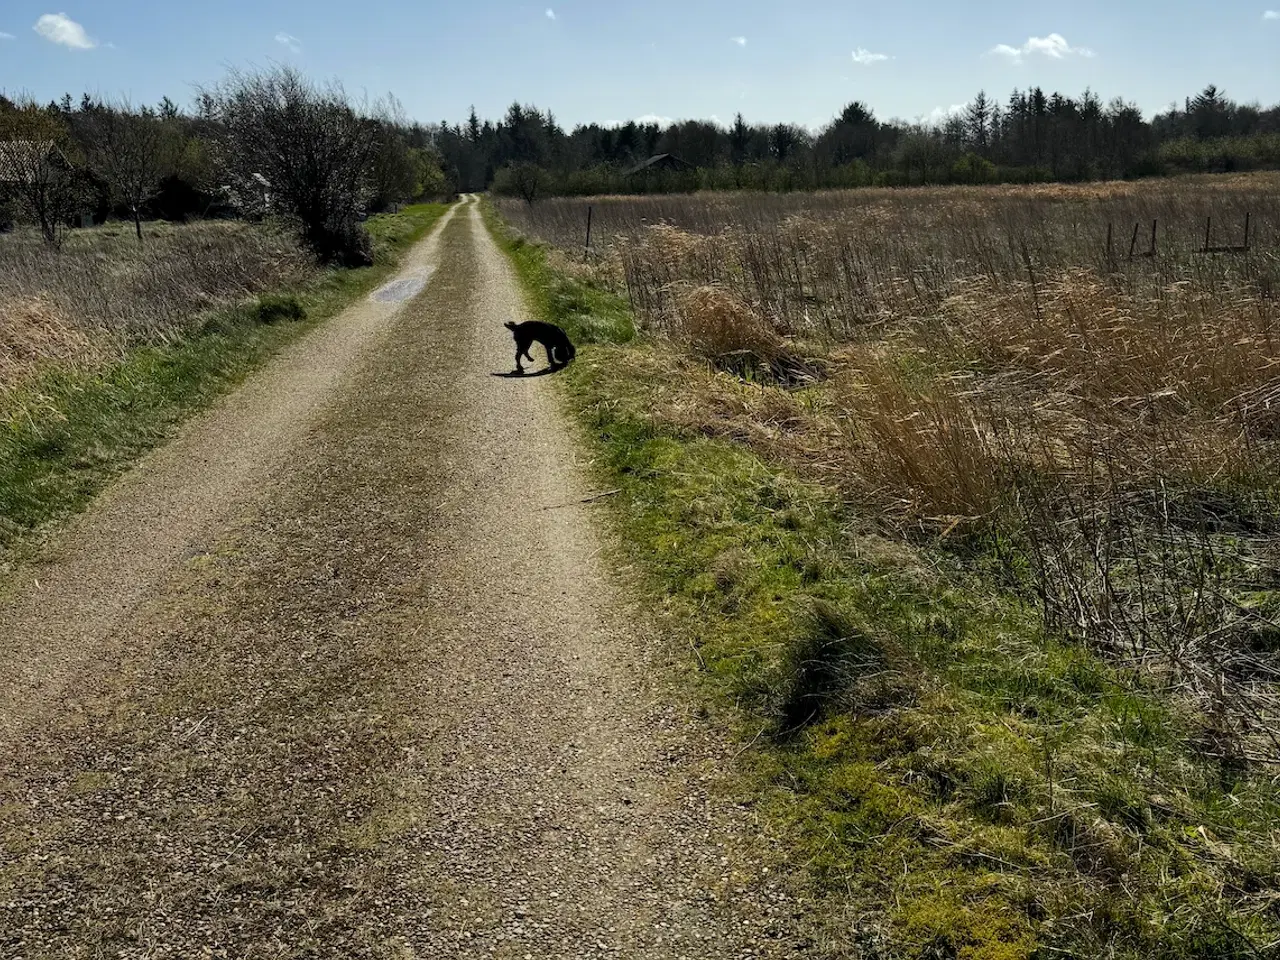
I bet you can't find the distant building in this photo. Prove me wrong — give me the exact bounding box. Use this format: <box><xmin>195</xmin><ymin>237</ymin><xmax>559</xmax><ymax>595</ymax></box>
<box><xmin>0</xmin><ymin>140</ymin><xmax>92</xmax><ymax>230</ymax></box>
<box><xmin>219</xmin><ymin>172</ymin><xmax>272</xmax><ymax>217</ymax></box>
<box><xmin>0</xmin><ymin>140</ymin><xmax>71</xmax><ymax>184</ymax></box>
<box><xmin>623</xmin><ymin>153</ymin><xmax>695</xmax><ymax>177</ymax></box>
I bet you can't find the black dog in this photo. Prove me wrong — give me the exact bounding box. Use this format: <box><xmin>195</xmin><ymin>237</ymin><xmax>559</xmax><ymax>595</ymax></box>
<box><xmin>504</xmin><ymin>320</ymin><xmax>576</xmax><ymax>374</ymax></box>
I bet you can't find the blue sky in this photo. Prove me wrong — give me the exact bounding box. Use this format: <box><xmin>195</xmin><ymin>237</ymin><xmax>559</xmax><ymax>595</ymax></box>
<box><xmin>1</xmin><ymin>1</ymin><xmax>1277</xmax><ymax>129</ymax></box>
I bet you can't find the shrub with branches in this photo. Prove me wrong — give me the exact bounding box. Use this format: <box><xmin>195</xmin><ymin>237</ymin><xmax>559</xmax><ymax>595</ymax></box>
<box><xmin>82</xmin><ymin>99</ymin><xmax>177</xmax><ymax>242</ymax></box>
<box><xmin>198</xmin><ymin>66</ymin><xmax>378</xmax><ymax>266</ymax></box>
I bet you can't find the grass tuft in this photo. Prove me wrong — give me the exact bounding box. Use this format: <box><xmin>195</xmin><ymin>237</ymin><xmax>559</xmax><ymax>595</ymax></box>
<box><xmin>254</xmin><ymin>293</ymin><xmax>307</xmax><ymax>324</ymax></box>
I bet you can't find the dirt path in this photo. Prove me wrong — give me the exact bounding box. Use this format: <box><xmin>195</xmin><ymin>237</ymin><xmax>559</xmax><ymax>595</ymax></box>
<box><xmin>0</xmin><ymin>200</ymin><xmax>815</xmax><ymax>958</ymax></box>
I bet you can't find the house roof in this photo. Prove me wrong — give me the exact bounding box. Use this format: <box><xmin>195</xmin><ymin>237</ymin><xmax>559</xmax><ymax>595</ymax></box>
<box><xmin>623</xmin><ymin>153</ymin><xmax>694</xmax><ymax>176</ymax></box>
<box><xmin>0</xmin><ymin>140</ymin><xmax>66</xmax><ymax>183</ymax></box>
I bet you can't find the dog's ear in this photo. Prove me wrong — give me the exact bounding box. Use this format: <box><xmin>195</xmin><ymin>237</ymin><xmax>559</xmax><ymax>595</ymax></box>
<box><xmin>504</xmin><ymin>321</ymin><xmax>517</xmax><ymax>331</ymax></box>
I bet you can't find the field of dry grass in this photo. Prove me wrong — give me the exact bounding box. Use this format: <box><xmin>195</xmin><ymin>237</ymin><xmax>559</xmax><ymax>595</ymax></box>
<box><xmin>493</xmin><ymin>175</ymin><xmax>1280</xmax><ymax>957</ymax></box>
<box><xmin>498</xmin><ymin>176</ymin><xmax>1280</xmax><ymax>751</ymax></box>
<box><xmin>0</xmin><ymin>221</ymin><xmax>314</xmax><ymax>391</ymax></box>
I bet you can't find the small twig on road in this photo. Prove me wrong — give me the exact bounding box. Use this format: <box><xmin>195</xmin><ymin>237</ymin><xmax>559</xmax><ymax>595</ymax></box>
<box><xmin>178</xmin><ymin>716</ymin><xmax>209</xmax><ymax>742</ymax></box>
<box><xmin>540</xmin><ymin>489</ymin><xmax>622</xmax><ymax>511</ymax></box>
<box><xmin>733</xmin><ymin>724</ymin><xmax>770</xmax><ymax>760</ymax></box>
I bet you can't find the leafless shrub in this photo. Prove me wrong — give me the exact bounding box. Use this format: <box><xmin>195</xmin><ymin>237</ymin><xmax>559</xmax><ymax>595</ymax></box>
<box><xmin>198</xmin><ymin>66</ymin><xmax>378</xmax><ymax>266</ymax></box>
<box><xmin>0</xmin><ymin>99</ymin><xmax>92</xmax><ymax>248</ymax></box>
<box><xmin>82</xmin><ymin>100</ymin><xmax>177</xmax><ymax>243</ymax></box>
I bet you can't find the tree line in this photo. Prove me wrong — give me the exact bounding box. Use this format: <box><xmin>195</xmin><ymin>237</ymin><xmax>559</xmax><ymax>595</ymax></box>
<box><xmin>447</xmin><ymin>85</ymin><xmax>1280</xmax><ymax>200</ymax></box>
<box><xmin>4</xmin><ymin>71</ymin><xmax>1279</xmax><ymax>256</ymax></box>
<box><xmin>0</xmin><ymin>66</ymin><xmax>450</xmax><ymax>263</ymax></box>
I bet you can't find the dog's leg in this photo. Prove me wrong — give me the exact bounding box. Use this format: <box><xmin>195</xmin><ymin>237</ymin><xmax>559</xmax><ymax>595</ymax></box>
<box><xmin>514</xmin><ymin>343</ymin><xmax>526</xmax><ymax>374</ymax></box>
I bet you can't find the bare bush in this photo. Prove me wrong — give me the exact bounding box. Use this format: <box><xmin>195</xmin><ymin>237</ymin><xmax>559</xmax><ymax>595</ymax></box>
<box><xmin>82</xmin><ymin>100</ymin><xmax>177</xmax><ymax>242</ymax></box>
<box><xmin>0</xmin><ymin>99</ymin><xmax>91</xmax><ymax>248</ymax></box>
<box><xmin>198</xmin><ymin>66</ymin><xmax>378</xmax><ymax>266</ymax></box>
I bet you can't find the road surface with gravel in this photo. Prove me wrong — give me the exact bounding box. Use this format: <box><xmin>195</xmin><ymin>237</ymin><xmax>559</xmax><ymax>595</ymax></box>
<box><xmin>0</xmin><ymin>198</ymin><xmax>816</xmax><ymax>958</ymax></box>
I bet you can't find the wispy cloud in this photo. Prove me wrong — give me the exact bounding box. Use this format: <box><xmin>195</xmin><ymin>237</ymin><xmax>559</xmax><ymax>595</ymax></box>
<box><xmin>924</xmin><ymin>102</ymin><xmax>969</xmax><ymax>125</ymax></box>
<box><xmin>33</xmin><ymin>13</ymin><xmax>96</xmax><ymax>50</ymax></box>
<box><xmin>545</xmin><ymin>8</ymin><xmax>556</xmax><ymax>19</ymax></box>
<box><xmin>988</xmin><ymin>33</ymin><xmax>1093</xmax><ymax>64</ymax></box>
<box><xmin>851</xmin><ymin>47</ymin><xmax>890</xmax><ymax>65</ymax></box>
<box><xmin>275</xmin><ymin>31</ymin><xmax>301</xmax><ymax>53</ymax></box>
<box><xmin>634</xmin><ymin>113</ymin><xmax>673</xmax><ymax>126</ymax></box>
<box><xmin>1265</xmin><ymin>10</ymin><xmax>1280</xmax><ymax>19</ymax></box>
<box><xmin>0</xmin><ymin>32</ymin><xmax>14</xmax><ymax>40</ymax></box>
<box><xmin>731</xmin><ymin>35</ymin><xmax>747</xmax><ymax>46</ymax></box>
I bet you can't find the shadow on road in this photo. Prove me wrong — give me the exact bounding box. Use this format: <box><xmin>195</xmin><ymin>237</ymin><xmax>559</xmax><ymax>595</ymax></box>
<box><xmin>491</xmin><ymin>367</ymin><xmax>565</xmax><ymax>379</ymax></box>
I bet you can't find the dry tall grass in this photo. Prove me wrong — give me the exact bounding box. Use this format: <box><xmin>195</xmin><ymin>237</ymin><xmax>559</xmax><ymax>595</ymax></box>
<box><xmin>0</xmin><ymin>221</ymin><xmax>314</xmax><ymax>390</ymax></box>
<box><xmin>500</xmin><ymin>174</ymin><xmax>1280</xmax><ymax>758</ymax></box>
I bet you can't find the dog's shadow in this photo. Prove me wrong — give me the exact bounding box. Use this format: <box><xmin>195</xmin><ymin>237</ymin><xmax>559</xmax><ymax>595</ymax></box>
<box><xmin>491</xmin><ymin>366</ymin><xmax>564</xmax><ymax>379</ymax></box>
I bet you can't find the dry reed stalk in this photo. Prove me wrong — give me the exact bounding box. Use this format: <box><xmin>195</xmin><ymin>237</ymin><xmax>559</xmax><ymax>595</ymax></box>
<box><xmin>0</xmin><ymin>297</ymin><xmax>104</xmax><ymax>391</ymax></box>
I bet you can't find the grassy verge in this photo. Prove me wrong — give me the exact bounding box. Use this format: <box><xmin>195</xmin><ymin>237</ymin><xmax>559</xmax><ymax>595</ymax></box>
<box><xmin>478</xmin><ymin>200</ymin><xmax>632</xmax><ymax>346</ymax></box>
<box><xmin>0</xmin><ymin>203</ymin><xmax>450</xmax><ymax>570</ymax></box>
<box><xmin>484</xmin><ymin>202</ymin><xmax>1280</xmax><ymax>960</ymax></box>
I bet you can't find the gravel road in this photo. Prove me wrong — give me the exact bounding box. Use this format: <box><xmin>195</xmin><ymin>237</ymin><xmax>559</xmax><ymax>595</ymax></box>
<box><xmin>0</xmin><ymin>200</ymin><xmax>817</xmax><ymax>958</ymax></box>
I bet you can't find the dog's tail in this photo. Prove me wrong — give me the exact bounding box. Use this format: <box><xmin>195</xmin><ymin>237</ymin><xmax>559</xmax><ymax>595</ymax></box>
<box><xmin>504</xmin><ymin>321</ymin><xmax>517</xmax><ymax>332</ymax></box>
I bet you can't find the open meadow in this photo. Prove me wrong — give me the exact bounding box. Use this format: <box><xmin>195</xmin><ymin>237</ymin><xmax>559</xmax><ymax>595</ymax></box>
<box><xmin>495</xmin><ymin>174</ymin><xmax>1280</xmax><ymax>957</ymax></box>
<box><xmin>0</xmin><ymin>220</ymin><xmax>314</xmax><ymax>390</ymax></box>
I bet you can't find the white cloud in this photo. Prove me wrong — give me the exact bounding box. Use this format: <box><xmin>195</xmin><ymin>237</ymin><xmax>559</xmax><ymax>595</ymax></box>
<box><xmin>0</xmin><ymin>32</ymin><xmax>13</xmax><ymax>40</ymax></box>
<box><xmin>988</xmin><ymin>33</ymin><xmax>1093</xmax><ymax>64</ymax></box>
<box><xmin>731</xmin><ymin>35</ymin><xmax>746</xmax><ymax>46</ymax></box>
<box><xmin>33</xmin><ymin>13</ymin><xmax>96</xmax><ymax>49</ymax></box>
<box><xmin>634</xmin><ymin>113</ymin><xmax>673</xmax><ymax>126</ymax></box>
<box><xmin>275</xmin><ymin>32</ymin><xmax>301</xmax><ymax>53</ymax></box>
<box><xmin>924</xmin><ymin>102</ymin><xmax>969</xmax><ymax>124</ymax></box>
<box><xmin>851</xmin><ymin>47</ymin><xmax>890</xmax><ymax>65</ymax></box>
<box><xmin>545</xmin><ymin>8</ymin><xmax>556</xmax><ymax>19</ymax></box>
<box><xmin>1265</xmin><ymin>10</ymin><xmax>1280</xmax><ymax>19</ymax></box>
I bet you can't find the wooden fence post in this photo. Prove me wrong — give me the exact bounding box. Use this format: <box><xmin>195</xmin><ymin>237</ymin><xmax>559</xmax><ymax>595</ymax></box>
<box><xmin>584</xmin><ymin>204</ymin><xmax>594</xmax><ymax>260</ymax></box>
